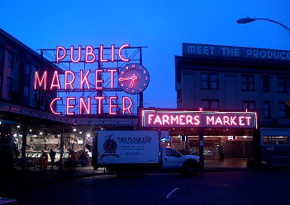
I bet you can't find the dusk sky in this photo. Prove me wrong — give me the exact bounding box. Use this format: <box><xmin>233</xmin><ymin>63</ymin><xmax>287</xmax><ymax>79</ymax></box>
<box><xmin>1</xmin><ymin>0</ymin><xmax>289</xmax><ymax>109</ymax></box>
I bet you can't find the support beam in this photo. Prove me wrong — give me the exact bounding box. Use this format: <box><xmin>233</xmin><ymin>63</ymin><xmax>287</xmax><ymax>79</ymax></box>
<box><xmin>199</xmin><ymin>128</ymin><xmax>204</xmax><ymax>168</ymax></box>
<box><xmin>59</xmin><ymin>125</ymin><xmax>64</xmax><ymax>172</ymax></box>
<box><xmin>21</xmin><ymin>123</ymin><xmax>28</xmax><ymax>172</ymax></box>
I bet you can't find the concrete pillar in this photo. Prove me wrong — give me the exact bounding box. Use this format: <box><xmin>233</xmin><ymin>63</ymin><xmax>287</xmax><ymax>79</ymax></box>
<box><xmin>199</xmin><ymin>129</ymin><xmax>204</xmax><ymax>167</ymax></box>
<box><xmin>59</xmin><ymin>125</ymin><xmax>64</xmax><ymax>172</ymax></box>
<box><xmin>21</xmin><ymin>123</ymin><xmax>28</xmax><ymax>173</ymax></box>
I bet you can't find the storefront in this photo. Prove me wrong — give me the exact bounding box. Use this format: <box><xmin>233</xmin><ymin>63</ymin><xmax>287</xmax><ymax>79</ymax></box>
<box><xmin>140</xmin><ymin>108</ymin><xmax>258</xmax><ymax>167</ymax></box>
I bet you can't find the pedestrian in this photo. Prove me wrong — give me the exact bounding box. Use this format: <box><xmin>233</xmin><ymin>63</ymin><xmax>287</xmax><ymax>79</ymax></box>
<box><xmin>49</xmin><ymin>149</ymin><xmax>56</xmax><ymax>169</ymax></box>
<box><xmin>42</xmin><ymin>150</ymin><xmax>48</xmax><ymax>168</ymax></box>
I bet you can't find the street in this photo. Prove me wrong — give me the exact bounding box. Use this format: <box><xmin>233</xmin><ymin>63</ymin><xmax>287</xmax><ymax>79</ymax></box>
<box><xmin>10</xmin><ymin>169</ymin><xmax>290</xmax><ymax>205</ymax></box>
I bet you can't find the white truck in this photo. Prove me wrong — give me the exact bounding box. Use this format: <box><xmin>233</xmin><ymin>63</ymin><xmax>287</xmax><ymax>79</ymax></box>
<box><xmin>92</xmin><ymin>130</ymin><xmax>202</xmax><ymax>176</ymax></box>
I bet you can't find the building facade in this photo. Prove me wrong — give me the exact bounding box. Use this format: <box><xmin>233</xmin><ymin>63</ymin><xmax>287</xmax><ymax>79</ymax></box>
<box><xmin>175</xmin><ymin>43</ymin><xmax>290</xmax><ymax>166</ymax></box>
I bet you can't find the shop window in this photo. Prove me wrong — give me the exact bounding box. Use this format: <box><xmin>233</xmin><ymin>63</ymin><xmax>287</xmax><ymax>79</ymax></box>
<box><xmin>263</xmin><ymin>101</ymin><xmax>270</xmax><ymax>118</ymax></box>
<box><xmin>201</xmin><ymin>99</ymin><xmax>219</xmax><ymax>111</ymax></box>
<box><xmin>278</xmin><ymin>102</ymin><xmax>290</xmax><ymax>118</ymax></box>
<box><xmin>277</xmin><ymin>77</ymin><xmax>290</xmax><ymax>93</ymax></box>
<box><xmin>263</xmin><ymin>136</ymin><xmax>289</xmax><ymax>145</ymax></box>
<box><xmin>8</xmin><ymin>52</ymin><xmax>14</xmax><ymax>69</ymax></box>
<box><xmin>6</xmin><ymin>77</ymin><xmax>13</xmax><ymax>94</ymax></box>
<box><xmin>201</xmin><ymin>73</ymin><xmax>218</xmax><ymax>90</ymax></box>
<box><xmin>263</xmin><ymin>75</ymin><xmax>270</xmax><ymax>92</ymax></box>
<box><xmin>242</xmin><ymin>75</ymin><xmax>254</xmax><ymax>91</ymax></box>
<box><xmin>242</xmin><ymin>101</ymin><xmax>255</xmax><ymax>111</ymax></box>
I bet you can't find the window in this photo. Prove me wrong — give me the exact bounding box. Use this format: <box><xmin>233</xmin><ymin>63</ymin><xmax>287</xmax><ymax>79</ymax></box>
<box><xmin>263</xmin><ymin>136</ymin><xmax>289</xmax><ymax>145</ymax></box>
<box><xmin>6</xmin><ymin>77</ymin><xmax>12</xmax><ymax>94</ymax></box>
<box><xmin>277</xmin><ymin>77</ymin><xmax>290</xmax><ymax>93</ymax></box>
<box><xmin>263</xmin><ymin>75</ymin><xmax>270</xmax><ymax>92</ymax></box>
<box><xmin>8</xmin><ymin>52</ymin><xmax>14</xmax><ymax>69</ymax></box>
<box><xmin>201</xmin><ymin>99</ymin><xmax>219</xmax><ymax>111</ymax></box>
<box><xmin>165</xmin><ymin>148</ymin><xmax>181</xmax><ymax>157</ymax></box>
<box><xmin>242</xmin><ymin>75</ymin><xmax>254</xmax><ymax>91</ymax></box>
<box><xmin>242</xmin><ymin>101</ymin><xmax>255</xmax><ymax>111</ymax></box>
<box><xmin>263</xmin><ymin>101</ymin><xmax>270</xmax><ymax>118</ymax></box>
<box><xmin>278</xmin><ymin>102</ymin><xmax>290</xmax><ymax>118</ymax></box>
<box><xmin>201</xmin><ymin>73</ymin><xmax>218</xmax><ymax>90</ymax></box>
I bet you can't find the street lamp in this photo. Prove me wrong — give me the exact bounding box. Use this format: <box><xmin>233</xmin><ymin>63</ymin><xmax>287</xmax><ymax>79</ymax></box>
<box><xmin>237</xmin><ymin>17</ymin><xmax>290</xmax><ymax>34</ymax></box>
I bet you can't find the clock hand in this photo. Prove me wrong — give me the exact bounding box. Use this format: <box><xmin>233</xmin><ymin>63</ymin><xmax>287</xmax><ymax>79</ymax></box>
<box><xmin>129</xmin><ymin>74</ymin><xmax>138</xmax><ymax>88</ymax></box>
<box><xmin>119</xmin><ymin>76</ymin><xmax>134</xmax><ymax>81</ymax></box>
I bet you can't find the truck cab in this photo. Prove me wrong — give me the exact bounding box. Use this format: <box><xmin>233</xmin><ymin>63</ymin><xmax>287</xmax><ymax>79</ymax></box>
<box><xmin>162</xmin><ymin>148</ymin><xmax>202</xmax><ymax>175</ymax></box>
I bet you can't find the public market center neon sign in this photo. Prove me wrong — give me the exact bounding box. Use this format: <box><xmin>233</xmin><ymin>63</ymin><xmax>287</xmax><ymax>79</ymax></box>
<box><xmin>34</xmin><ymin>44</ymin><xmax>149</xmax><ymax>116</ymax></box>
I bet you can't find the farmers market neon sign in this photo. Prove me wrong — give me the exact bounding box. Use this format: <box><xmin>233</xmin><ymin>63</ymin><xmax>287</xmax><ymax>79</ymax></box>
<box><xmin>141</xmin><ymin>109</ymin><xmax>257</xmax><ymax>129</ymax></box>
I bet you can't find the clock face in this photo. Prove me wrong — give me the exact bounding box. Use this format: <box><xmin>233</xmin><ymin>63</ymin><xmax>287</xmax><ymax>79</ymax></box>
<box><xmin>118</xmin><ymin>63</ymin><xmax>150</xmax><ymax>94</ymax></box>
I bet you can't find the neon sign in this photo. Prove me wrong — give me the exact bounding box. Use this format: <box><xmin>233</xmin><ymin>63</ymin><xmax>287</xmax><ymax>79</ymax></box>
<box><xmin>141</xmin><ymin>109</ymin><xmax>257</xmax><ymax>129</ymax></box>
<box><xmin>34</xmin><ymin>44</ymin><xmax>149</xmax><ymax>116</ymax></box>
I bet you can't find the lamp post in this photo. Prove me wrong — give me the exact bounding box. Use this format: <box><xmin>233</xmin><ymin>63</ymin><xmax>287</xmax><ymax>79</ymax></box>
<box><xmin>237</xmin><ymin>17</ymin><xmax>290</xmax><ymax>34</ymax></box>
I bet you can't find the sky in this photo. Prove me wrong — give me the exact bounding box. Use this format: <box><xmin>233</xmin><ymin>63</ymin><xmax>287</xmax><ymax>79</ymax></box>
<box><xmin>0</xmin><ymin>0</ymin><xmax>290</xmax><ymax>109</ymax></box>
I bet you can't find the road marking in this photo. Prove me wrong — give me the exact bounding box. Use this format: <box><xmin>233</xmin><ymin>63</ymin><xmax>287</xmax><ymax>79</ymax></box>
<box><xmin>166</xmin><ymin>187</ymin><xmax>179</xmax><ymax>199</ymax></box>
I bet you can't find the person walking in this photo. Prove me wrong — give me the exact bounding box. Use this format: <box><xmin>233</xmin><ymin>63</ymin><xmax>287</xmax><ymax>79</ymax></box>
<box><xmin>49</xmin><ymin>149</ymin><xmax>56</xmax><ymax>169</ymax></box>
<box><xmin>42</xmin><ymin>150</ymin><xmax>48</xmax><ymax>168</ymax></box>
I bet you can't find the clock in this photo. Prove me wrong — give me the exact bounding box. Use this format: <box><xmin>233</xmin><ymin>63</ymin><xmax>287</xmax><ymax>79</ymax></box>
<box><xmin>118</xmin><ymin>63</ymin><xmax>150</xmax><ymax>94</ymax></box>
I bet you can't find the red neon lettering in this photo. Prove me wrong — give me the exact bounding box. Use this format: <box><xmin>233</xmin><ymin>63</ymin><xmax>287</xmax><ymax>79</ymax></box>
<box><xmin>50</xmin><ymin>97</ymin><xmax>62</xmax><ymax>115</ymax></box>
<box><xmin>118</xmin><ymin>44</ymin><xmax>130</xmax><ymax>62</ymax></box>
<box><xmin>148</xmin><ymin>114</ymin><xmax>154</xmax><ymax>124</ymax></box>
<box><xmin>109</xmin><ymin>96</ymin><xmax>118</xmax><ymax>115</ymax></box>
<box><xmin>224</xmin><ymin>116</ymin><xmax>230</xmax><ymax>126</ymax></box>
<box><xmin>215</xmin><ymin>117</ymin><xmax>223</xmax><ymax>125</ymax></box>
<box><xmin>70</xmin><ymin>45</ymin><xmax>82</xmax><ymax>63</ymax></box>
<box><xmin>230</xmin><ymin>116</ymin><xmax>237</xmax><ymax>125</ymax></box>
<box><xmin>79</xmin><ymin>97</ymin><xmax>91</xmax><ymax>115</ymax></box>
<box><xmin>154</xmin><ymin>115</ymin><xmax>162</xmax><ymax>125</ymax></box>
<box><xmin>80</xmin><ymin>70</ymin><xmax>91</xmax><ymax>90</ymax></box>
<box><xmin>34</xmin><ymin>71</ymin><xmax>47</xmax><ymax>90</ymax></box>
<box><xmin>66</xmin><ymin>97</ymin><xmax>76</xmax><ymax>115</ymax></box>
<box><xmin>245</xmin><ymin>116</ymin><xmax>251</xmax><ymax>125</ymax></box>
<box><xmin>239</xmin><ymin>116</ymin><xmax>245</xmax><ymax>126</ymax></box>
<box><xmin>56</xmin><ymin>46</ymin><xmax>67</xmax><ymax>63</ymax></box>
<box><xmin>194</xmin><ymin>115</ymin><xmax>200</xmax><ymax>125</ymax></box>
<box><xmin>162</xmin><ymin>115</ymin><xmax>170</xmax><ymax>125</ymax></box>
<box><xmin>111</xmin><ymin>44</ymin><xmax>115</xmax><ymax>62</ymax></box>
<box><xmin>180</xmin><ymin>115</ymin><xmax>185</xmax><ymax>125</ymax></box>
<box><xmin>186</xmin><ymin>115</ymin><xmax>194</xmax><ymax>125</ymax></box>
<box><xmin>122</xmin><ymin>96</ymin><xmax>133</xmax><ymax>114</ymax></box>
<box><xmin>206</xmin><ymin>116</ymin><xmax>214</xmax><ymax>125</ymax></box>
<box><xmin>107</xmin><ymin>69</ymin><xmax>117</xmax><ymax>89</ymax></box>
<box><xmin>50</xmin><ymin>71</ymin><xmax>61</xmax><ymax>90</ymax></box>
<box><xmin>64</xmin><ymin>70</ymin><xmax>76</xmax><ymax>90</ymax></box>
<box><xmin>170</xmin><ymin>115</ymin><xmax>179</xmax><ymax>124</ymax></box>
<box><xmin>85</xmin><ymin>46</ymin><xmax>96</xmax><ymax>63</ymax></box>
<box><xmin>94</xmin><ymin>96</ymin><xmax>105</xmax><ymax>114</ymax></box>
<box><xmin>99</xmin><ymin>44</ymin><xmax>108</xmax><ymax>62</ymax></box>
<box><xmin>95</xmin><ymin>69</ymin><xmax>104</xmax><ymax>90</ymax></box>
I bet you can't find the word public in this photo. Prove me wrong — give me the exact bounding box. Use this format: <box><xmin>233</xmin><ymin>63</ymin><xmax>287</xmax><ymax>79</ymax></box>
<box><xmin>34</xmin><ymin>44</ymin><xmax>134</xmax><ymax>116</ymax></box>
